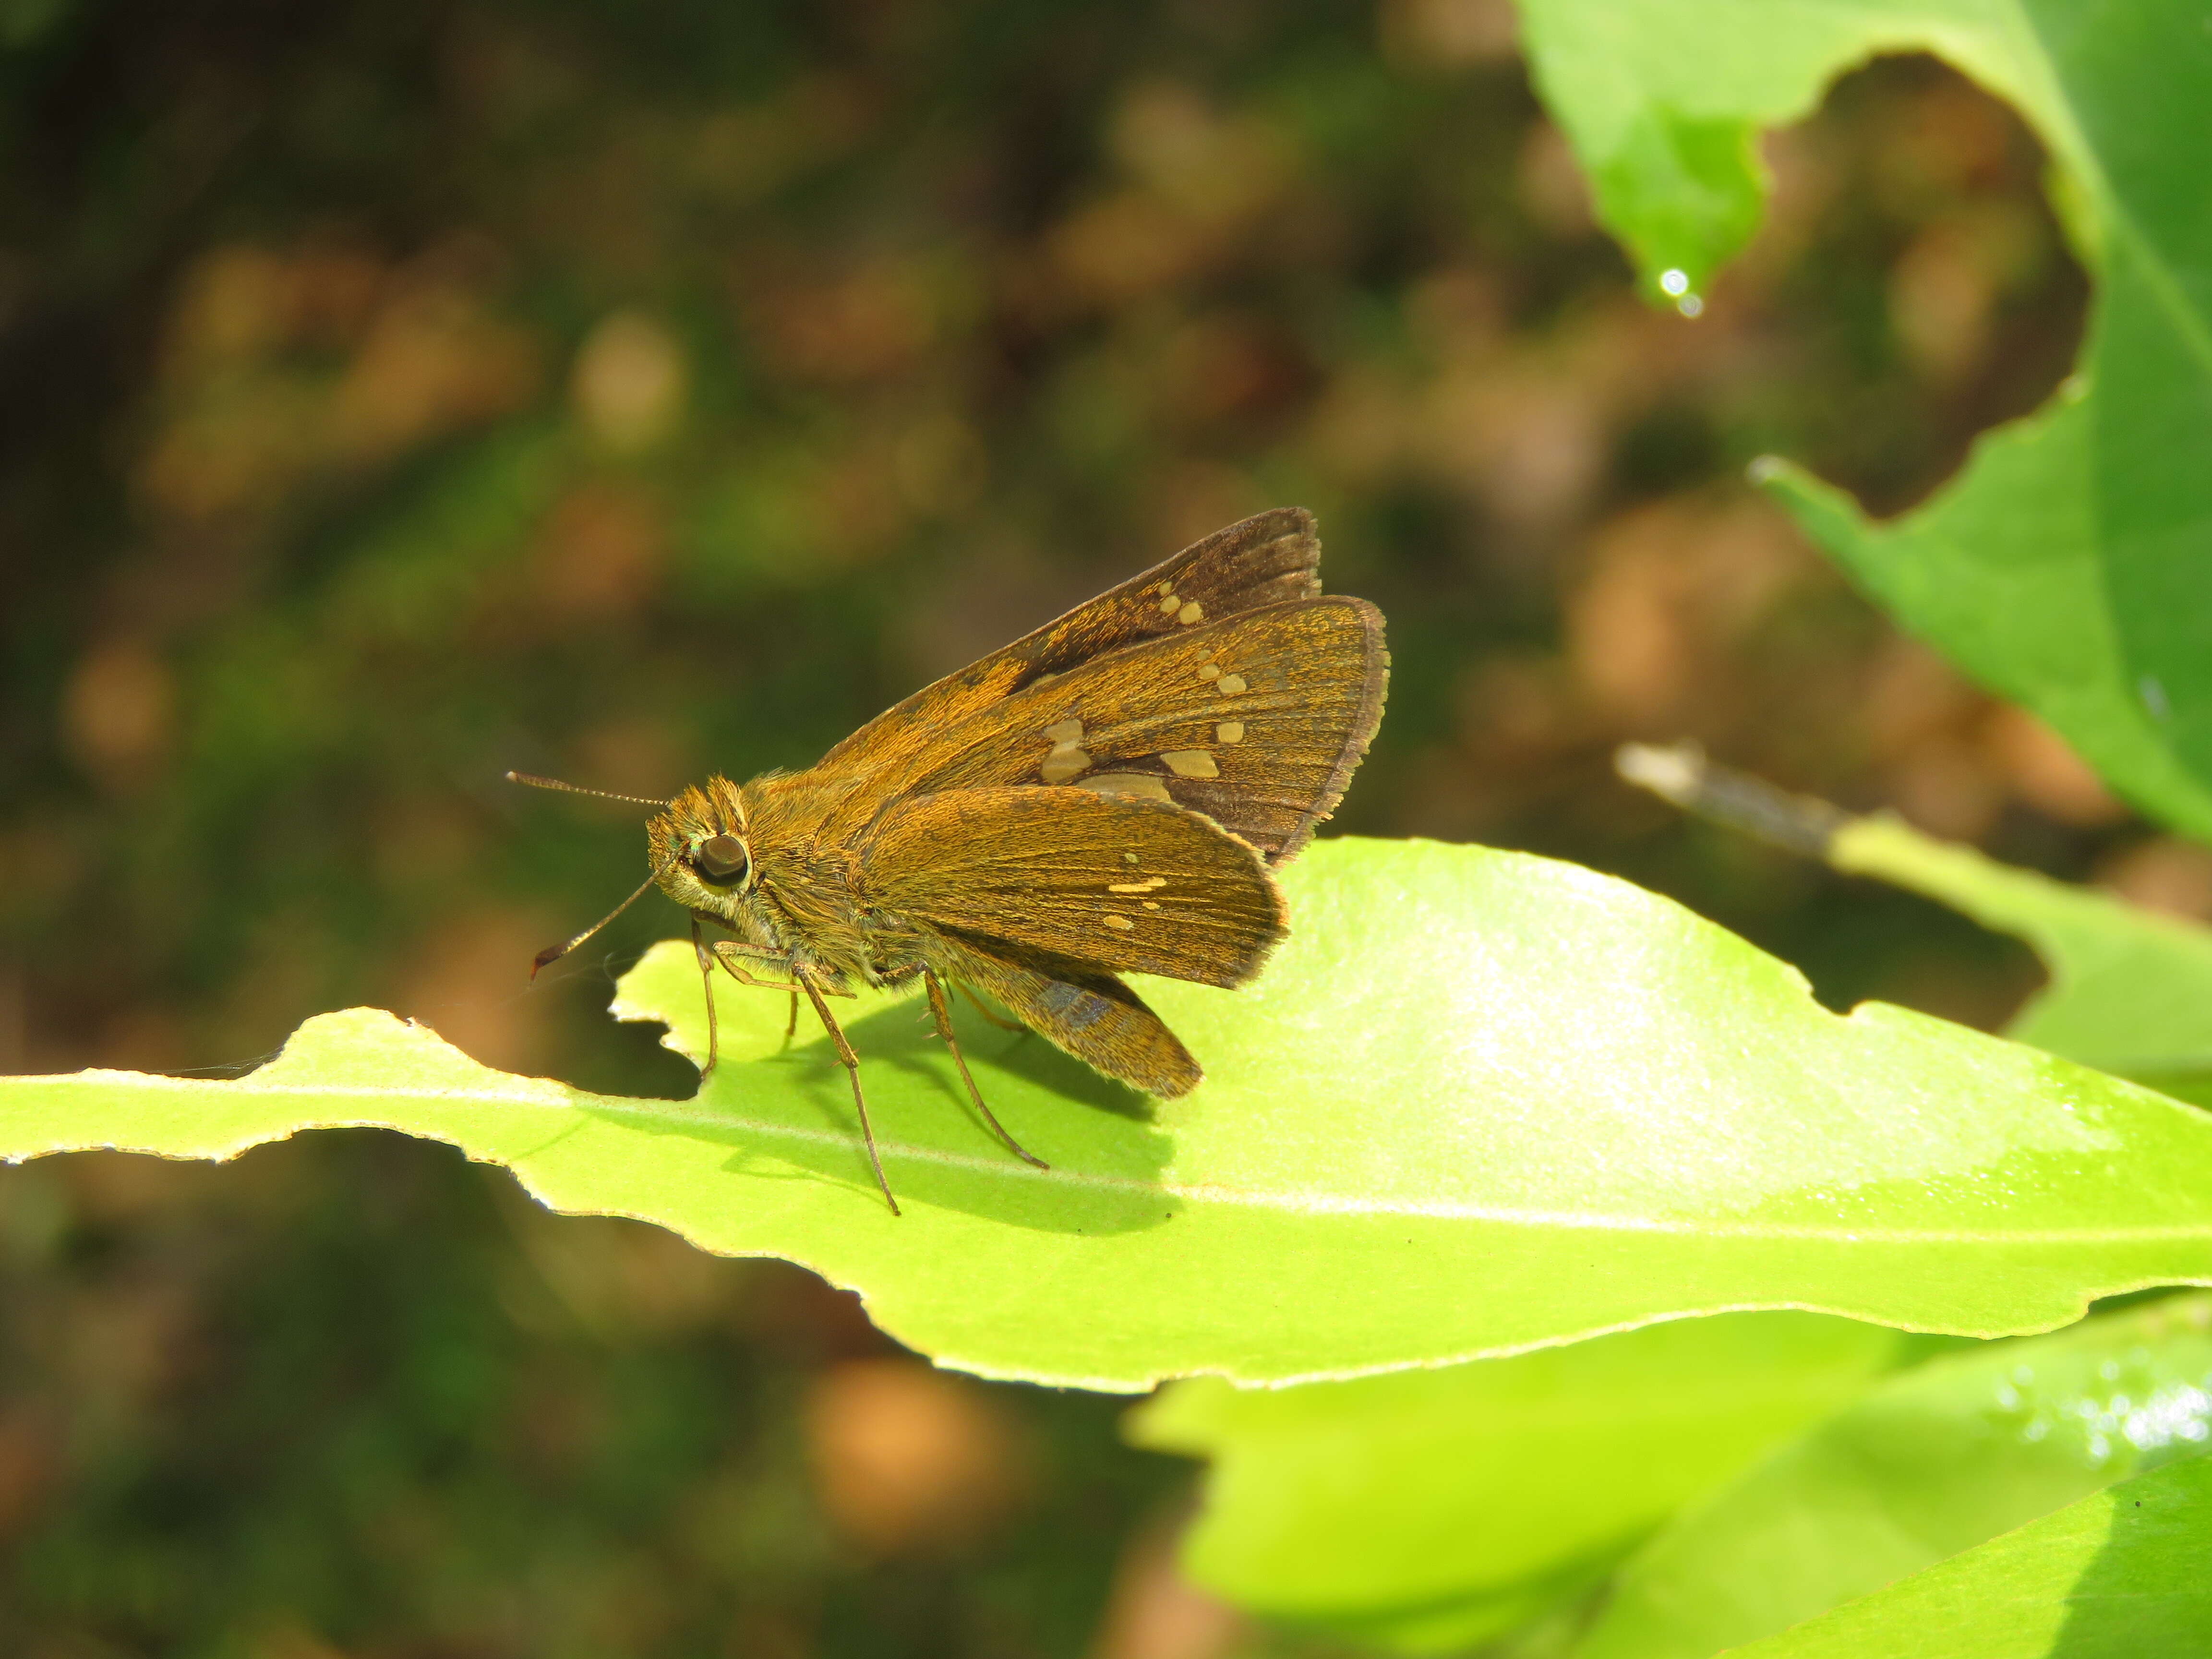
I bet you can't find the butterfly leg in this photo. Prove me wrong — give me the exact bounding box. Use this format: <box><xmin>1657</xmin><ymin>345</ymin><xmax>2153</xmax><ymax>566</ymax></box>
<box><xmin>695</xmin><ymin>927</ymin><xmax>811</xmax><ymax>1071</ymax></box>
<box><xmin>705</xmin><ymin>942</ymin><xmax>811</xmax><ymax>1046</ymax></box>
<box><xmin>797</xmin><ymin>970</ymin><xmax>900</xmax><ymax>1217</ymax></box>
<box><xmin>690</xmin><ymin>917</ymin><xmax>722</xmax><ymax>1075</ymax></box>
<box><xmin>926</xmin><ymin>969</ymin><xmax>1048</xmax><ymax>1169</ymax></box>
<box><xmin>707</xmin><ymin>939</ymin><xmax>805</xmax><ymax>991</ymax></box>
<box><xmin>957</xmin><ymin>983</ymin><xmax>1027</xmax><ymax>1033</ymax></box>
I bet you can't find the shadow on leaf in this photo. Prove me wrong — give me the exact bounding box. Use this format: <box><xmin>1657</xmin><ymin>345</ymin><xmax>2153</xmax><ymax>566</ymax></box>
<box><xmin>587</xmin><ymin>988</ymin><xmax>1181</xmax><ymax>1235</ymax></box>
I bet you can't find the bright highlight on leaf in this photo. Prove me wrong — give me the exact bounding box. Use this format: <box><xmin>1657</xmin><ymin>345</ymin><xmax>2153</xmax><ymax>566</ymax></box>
<box><xmin>6</xmin><ymin>839</ymin><xmax>2212</xmax><ymax>1390</ymax></box>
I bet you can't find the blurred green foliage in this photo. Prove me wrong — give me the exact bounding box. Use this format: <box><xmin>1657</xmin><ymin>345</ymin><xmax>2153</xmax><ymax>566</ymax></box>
<box><xmin>0</xmin><ymin>0</ymin><xmax>2171</xmax><ymax>1652</ymax></box>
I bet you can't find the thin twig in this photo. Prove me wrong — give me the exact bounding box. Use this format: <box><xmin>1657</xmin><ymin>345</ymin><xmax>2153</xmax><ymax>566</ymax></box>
<box><xmin>1615</xmin><ymin>741</ymin><xmax>1848</xmax><ymax>858</ymax></box>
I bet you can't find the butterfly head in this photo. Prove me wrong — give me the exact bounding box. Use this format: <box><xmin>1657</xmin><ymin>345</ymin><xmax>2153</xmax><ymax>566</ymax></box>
<box><xmin>647</xmin><ymin>776</ymin><xmax>757</xmax><ymax>919</ymax></box>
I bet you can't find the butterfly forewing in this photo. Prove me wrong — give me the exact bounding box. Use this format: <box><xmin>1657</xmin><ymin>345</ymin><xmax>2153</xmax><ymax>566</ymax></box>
<box><xmin>806</xmin><ymin>509</ymin><xmax>1329</xmax><ymax>809</ymax></box>
<box><xmin>885</xmin><ymin>596</ymin><xmax>1384</xmax><ymax>863</ymax></box>
<box><xmin>859</xmin><ymin>787</ymin><xmax>1286</xmax><ymax>986</ymax></box>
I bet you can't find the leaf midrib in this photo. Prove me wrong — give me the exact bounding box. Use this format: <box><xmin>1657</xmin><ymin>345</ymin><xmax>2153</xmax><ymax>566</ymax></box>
<box><xmin>21</xmin><ymin>1072</ymin><xmax>2212</xmax><ymax>1244</ymax></box>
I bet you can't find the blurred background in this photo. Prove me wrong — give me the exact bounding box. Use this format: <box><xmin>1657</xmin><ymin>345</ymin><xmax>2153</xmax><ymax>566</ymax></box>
<box><xmin>1</xmin><ymin>0</ymin><xmax>2201</xmax><ymax>1653</ymax></box>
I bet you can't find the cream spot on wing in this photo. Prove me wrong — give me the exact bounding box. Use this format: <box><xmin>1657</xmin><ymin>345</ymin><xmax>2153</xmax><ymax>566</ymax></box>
<box><xmin>1040</xmin><ymin>746</ymin><xmax>1092</xmax><ymax>784</ymax></box>
<box><xmin>1143</xmin><ymin>900</ymin><xmax>1161</xmax><ymax>910</ymax></box>
<box><xmin>1122</xmin><ymin>851</ymin><xmax>1140</xmax><ymax>864</ymax></box>
<box><xmin>1161</xmin><ymin>750</ymin><xmax>1219</xmax><ymax>779</ymax></box>
<box><xmin>1158</xmin><ymin>592</ymin><xmax>1181</xmax><ymax>615</ymax></box>
<box><xmin>1081</xmin><ymin>773</ymin><xmax>1174</xmax><ymax>802</ymax></box>
<box><xmin>1217</xmin><ymin>673</ymin><xmax>1248</xmax><ymax>695</ymax></box>
<box><xmin>1215</xmin><ymin>721</ymin><xmax>1245</xmax><ymax>745</ymax></box>
<box><xmin>1177</xmin><ymin>600</ymin><xmax>1203</xmax><ymax>624</ymax></box>
<box><xmin>1196</xmin><ymin>662</ymin><xmax>1222</xmax><ymax>681</ymax></box>
<box><xmin>1108</xmin><ymin>876</ymin><xmax>1167</xmax><ymax>893</ymax></box>
<box><xmin>1039</xmin><ymin>718</ymin><xmax>1091</xmax><ymax>783</ymax></box>
<box><xmin>1103</xmin><ymin>914</ymin><xmax>1135</xmax><ymax>931</ymax></box>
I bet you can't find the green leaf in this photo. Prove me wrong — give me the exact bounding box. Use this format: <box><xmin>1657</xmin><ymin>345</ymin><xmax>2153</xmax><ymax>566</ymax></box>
<box><xmin>1616</xmin><ymin>744</ymin><xmax>2212</xmax><ymax>1105</ymax></box>
<box><xmin>2035</xmin><ymin>0</ymin><xmax>2212</xmax><ymax>812</ymax></box>
<box><xmin>9</xmin><ymin>840</ymin><xmax>2212</xmax><ymax>1388</ymax></box>
<box><xmin>1722</xmin><ymin>1455</ymin><xmax>2212</xmax><ymax>1659</ymax></box>
<box><xmin>1516</xmin><ymin>0</ymin><xmax>2093</xmax><ymax>306</ymax></box>
<box><xmin>1575</xmin><ymin>1293</ymin><xmax>2212</xmax><ymax>1659</ymax></box>
<box><xmin>1827</xmin><ymin>814</ymin><xmax>2212</xmax><ymax>1095</ymax></box>
<box><xmin>1521</xmin><ymin>0</ymin><xmax>2212</xmax><ymax>837</ymax></box>
<box><xmin>1761</xmin><ymin>425</ymin><xmax>2212</xmax><ymax>844</ymax></box>
<box><xmin>1128</xmin><ymin>1313</ymin><xmax>1917</xmax><ymax>1652</ymax></box>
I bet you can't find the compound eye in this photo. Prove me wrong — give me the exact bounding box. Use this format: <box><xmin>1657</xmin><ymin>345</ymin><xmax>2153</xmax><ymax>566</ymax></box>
<box><xmin>694</xmin><ymin>834</ymin><xmax>749</xmax><ymax>882</ymax></box>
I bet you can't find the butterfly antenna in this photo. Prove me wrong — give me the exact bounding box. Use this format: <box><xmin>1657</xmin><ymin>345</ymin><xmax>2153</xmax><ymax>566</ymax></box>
<box><xmin>529</xmin><ymin>861</ymin><xmax>675</xmax><ymax>979</ymax></box>
<box><xmin>505</xmin><ymin>770</ymin><xmax>672</xmax><ymax>810</ymax></box>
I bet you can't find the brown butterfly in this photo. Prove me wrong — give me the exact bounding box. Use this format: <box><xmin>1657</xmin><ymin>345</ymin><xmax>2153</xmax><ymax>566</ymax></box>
<box><xmin>513</xmin><ymin>508</ymin><xmax>1387</xmax><ymax>1213</ymax></box>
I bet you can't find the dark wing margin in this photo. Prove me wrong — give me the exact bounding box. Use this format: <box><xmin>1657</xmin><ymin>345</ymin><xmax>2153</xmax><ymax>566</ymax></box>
<box><xmin>1267</xmin><ymin>593</ymin><xmax>1384</xmax><ymax>862</ymax></box>
<box><xmin>809</xmin><ymin>508</ymin><xmax>1322</xmax><ymax>784</ymax></box>
<box><xmin>996</xmin><ymin>505</ymin><xmax>1325</xmax><ymax>694</ymax></box>
<box><xmin>858</xmin><ymin>787</ymin><xmax>1286</xmax><ymax>988</ymax></box>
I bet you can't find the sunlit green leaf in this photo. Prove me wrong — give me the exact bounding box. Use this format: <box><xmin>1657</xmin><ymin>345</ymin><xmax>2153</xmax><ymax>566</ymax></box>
<box><xmin>1516</xmin><ymin>0</ymin><xmax>2095</xmax><ymax>306</ymax></box>
<box><xmin>1828</xmin><ymin>814</ymin><xmax>2212</xmax><ymax>1102</ymax></box>
<box><xmin>1761</xmin><ymin>426</ymin><xmax>2212</xmax><ymax>844</ymax></box>
<box><xmin>1722</xmin><ymin>1451</ymin><xmax>2212</xmax><ymax>1658</ymax></box>
<box><xmin>1522</xmin><ymin>0</ymin><xmax>2212</xmax><ymax>838</ymax></box>
<box><xmin>9</xmin><ymin>841</ymin><xmax>2212</xmax><ymax>1387</ymax></box>
<box><xmin>1576</xmin><ymin>1293</ymin><xmax>2212</xmax><ymax>1659</ymax></box>
<box><xmin>1127</xmin><ymin>1313</ymin><xmax>1919</xmax><ymax>1652</ymax></box>
<box><xmin>1617</xmin><ymin>744</ymin><xmax>2212</xmax><ymax>1105</ymax></box>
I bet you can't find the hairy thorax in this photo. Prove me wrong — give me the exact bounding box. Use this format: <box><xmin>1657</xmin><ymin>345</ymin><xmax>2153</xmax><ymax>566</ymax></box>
<box><xmin>649</xmin><ymin>771</ymin><xmax>936</xmax><ymax>994</ymax></box>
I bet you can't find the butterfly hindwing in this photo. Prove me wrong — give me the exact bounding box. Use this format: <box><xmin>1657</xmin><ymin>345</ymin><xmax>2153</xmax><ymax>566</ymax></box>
<box><xmin>858</xmin><ymin>786</ymin><xmax>1286</xmax><ymax>987</ymax></box>
<box><xmin>942</xmin><ymin>943</ymin><xmax>1203</xmax><ymax>1097</ymax></box>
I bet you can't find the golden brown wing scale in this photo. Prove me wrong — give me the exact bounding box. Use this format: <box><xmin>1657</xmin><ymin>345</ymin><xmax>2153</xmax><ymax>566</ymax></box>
<box><xmin>806</xmin><ymin>505</ymin><xmax>1327</xmax><ymax>795</ymax></box>
<box><xmin>944</xmin><ymin>948</ymin><xmax>1203</xmax><ymax>1098</ymax></box>
<box><xmin>879</xmin><ymin>595</ymin><xmax>1385</xmax><ymax>863</ymax></box>
<box><xmin>860</xmin><ymin>788</ymin><xmax>1287</xmax><ymax>987</ymax></box>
